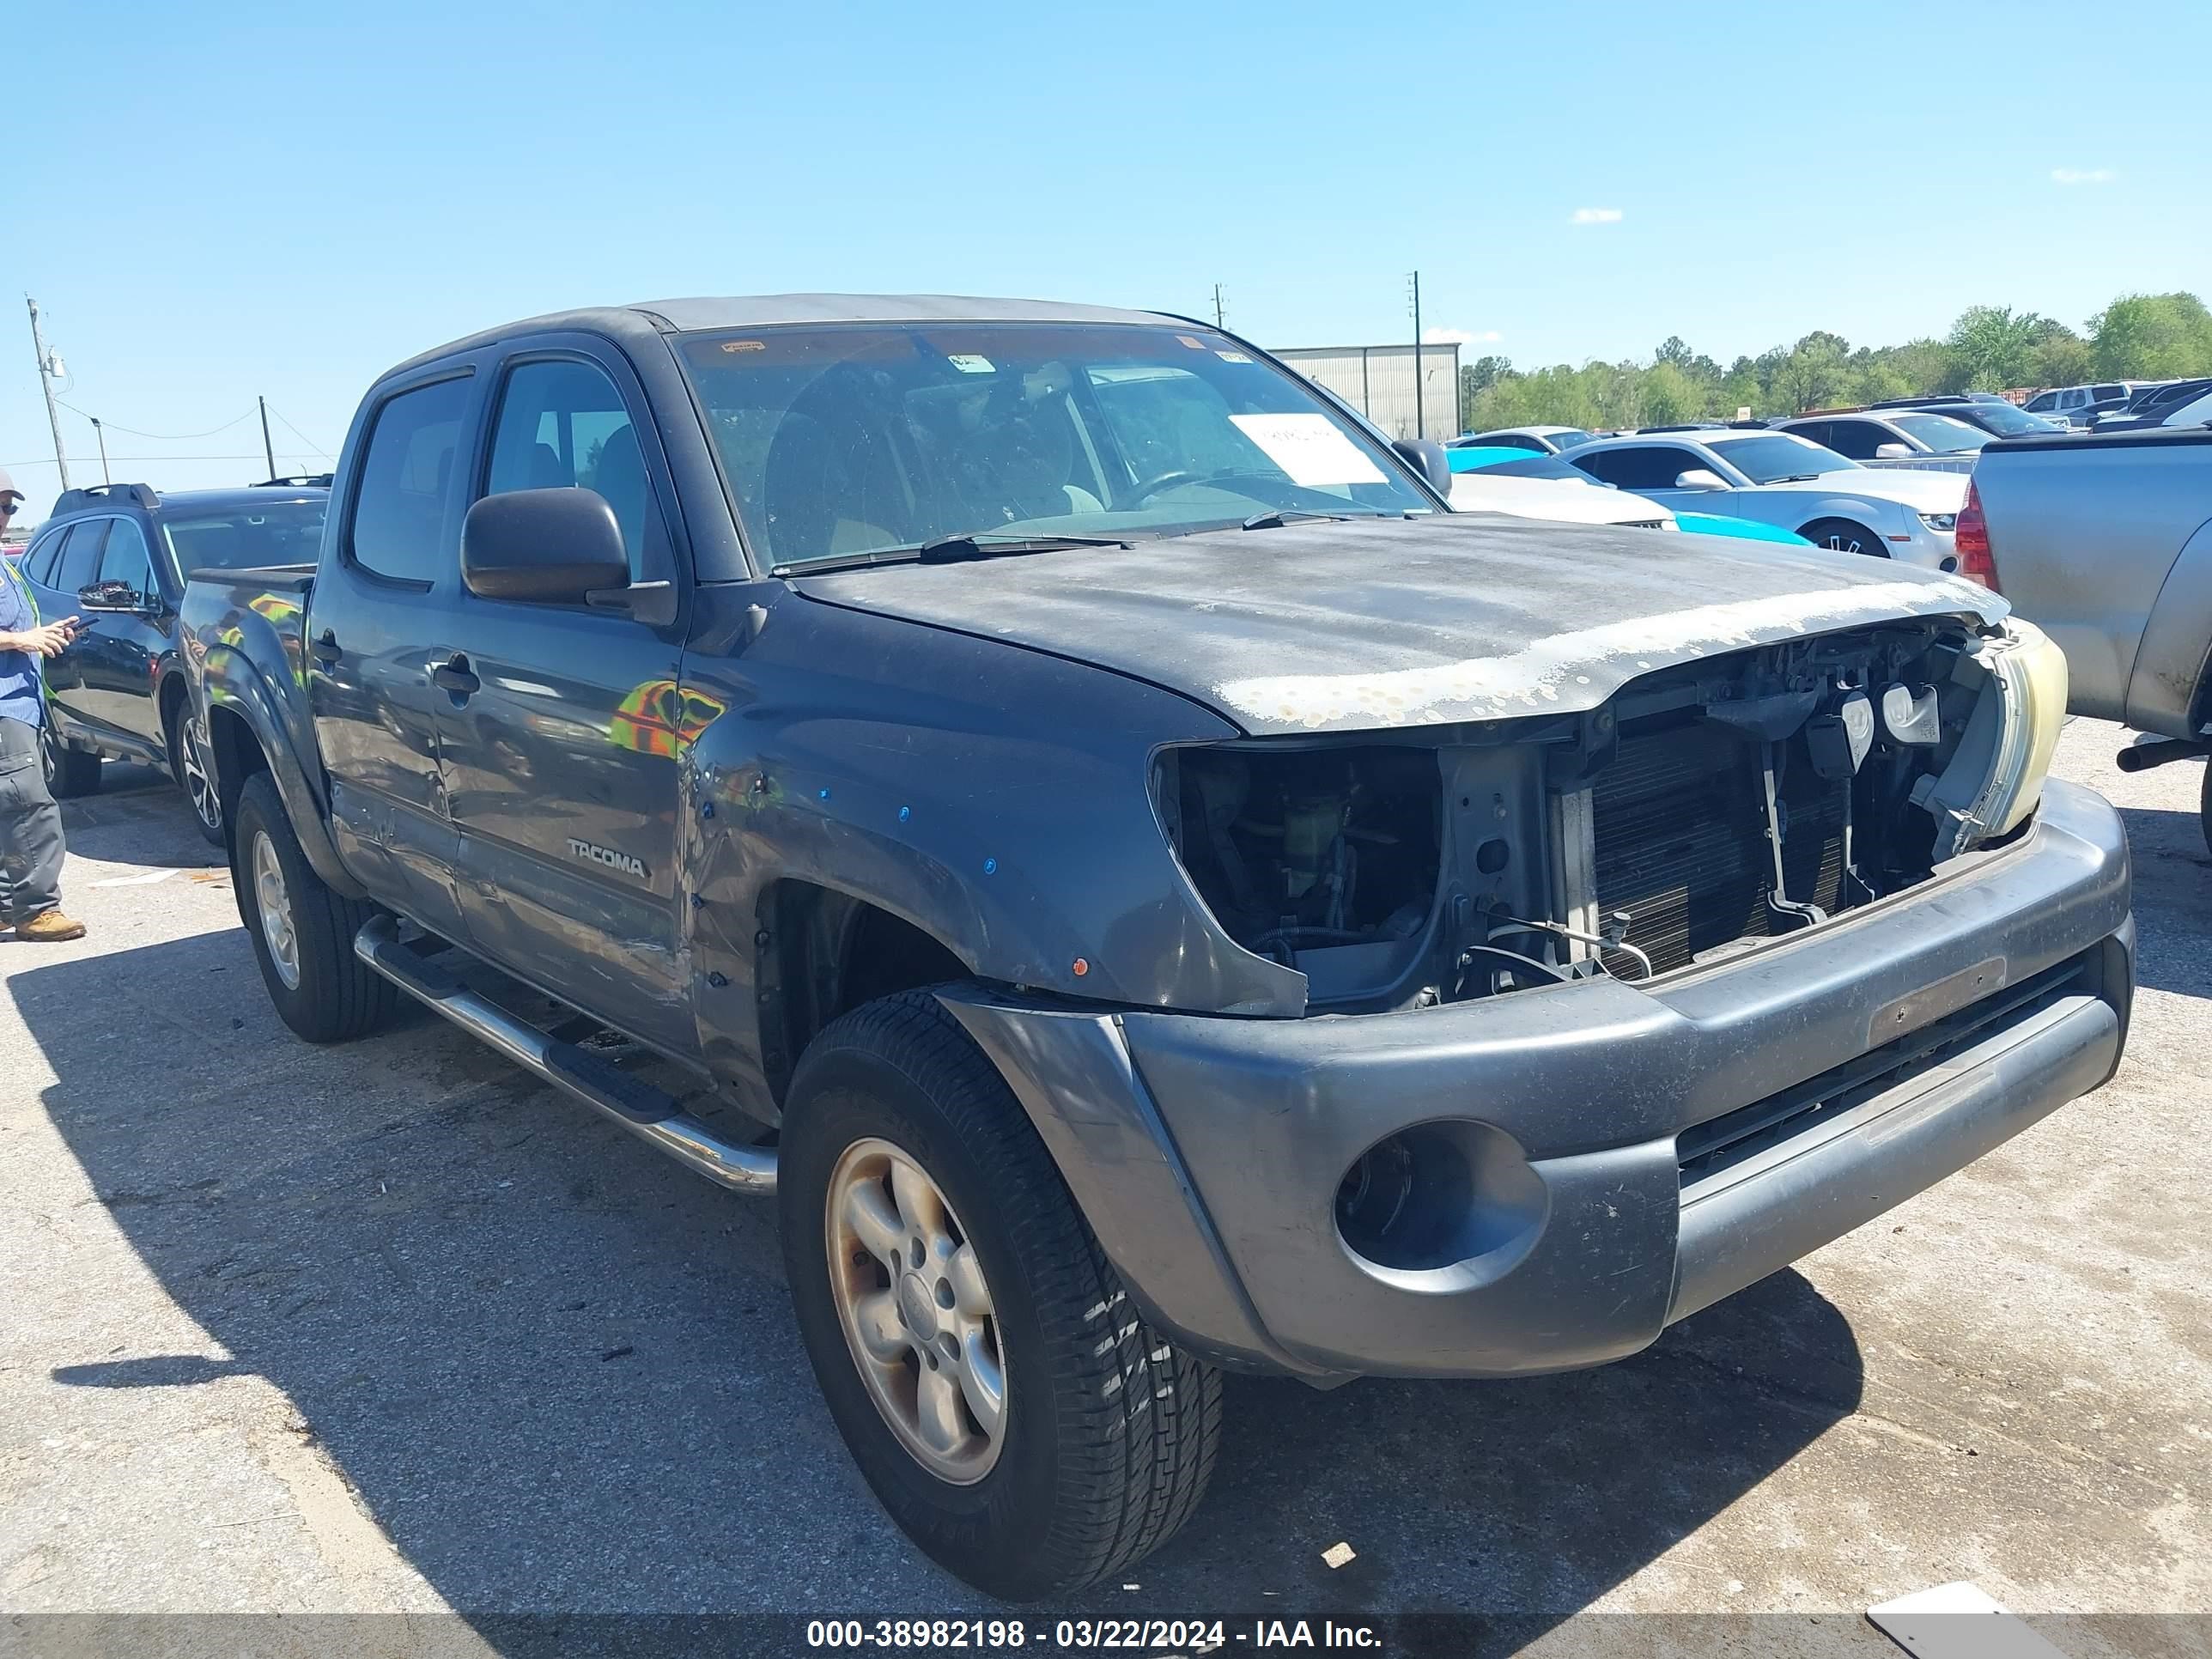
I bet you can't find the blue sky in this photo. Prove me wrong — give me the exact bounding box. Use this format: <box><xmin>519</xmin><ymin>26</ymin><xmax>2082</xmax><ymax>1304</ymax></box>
<box><xmin>7</xmin><ymin>0</ymin><xmax>2207</xmax><ymax>505</ymax></box>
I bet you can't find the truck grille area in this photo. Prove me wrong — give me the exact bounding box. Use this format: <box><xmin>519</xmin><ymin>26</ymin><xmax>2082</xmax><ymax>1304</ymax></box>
<box><xmin>1591</xmin><ymin>718</ymin><xmax>1848</xmax><ymax>975</ymax></box>
<box><xmin>1675</xmin><ymin>951</ymin><xmax>2095</xmax><ymax>1188</ymax></box>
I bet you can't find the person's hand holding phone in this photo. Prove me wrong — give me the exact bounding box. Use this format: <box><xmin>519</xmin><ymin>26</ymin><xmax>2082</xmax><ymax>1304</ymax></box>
<box><xmin>22</xmin><ymin>617</ymin><xmax>81</xmax><ymax>659</ymax></box>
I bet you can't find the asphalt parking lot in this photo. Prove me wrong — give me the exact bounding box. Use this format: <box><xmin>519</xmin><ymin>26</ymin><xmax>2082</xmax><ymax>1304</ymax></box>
<box><xmin>2</xmin><ymin>721</ymin><xmax>2208</xmax><ymax>1657</ymax></box>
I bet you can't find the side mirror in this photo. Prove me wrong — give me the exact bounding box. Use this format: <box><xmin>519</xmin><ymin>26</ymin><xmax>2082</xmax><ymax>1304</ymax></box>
<box><xmin>461</xmin><ymin>489</ymin><xmax>629</xmax><ymax>605</ymax></box>
<box><xmin>77</xmin><ymin>580</ymin><xmax>153</xmax><ymax>615</ymax></box>
<box><xmin>1392</xmin><ymin>437</ymin><xmax>1455</xmax><ymax>495</ymax></box>
<box><xmin>1673</xmin><ymin>468</ymin><xmax>1729</xmax><ymax>491</ymax></box>
<box><xmin>1874</xmin><ymin>442</ymin><xmax>1915</xmax><ymax>460</ymax></box>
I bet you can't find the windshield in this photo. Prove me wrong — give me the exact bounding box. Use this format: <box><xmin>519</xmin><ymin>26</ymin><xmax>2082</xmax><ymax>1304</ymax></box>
<box><xmin>1890</xmin><ymin>414</ymin><xmax>1990</xmax><ymax>453</ymax></box>
<box><xmin>1955</xmin><ymin>401</ymin><xmax>2055</xmax><ymax>436</ymax></box>
<box><xmin>1706</xmin><ymin>434</ymin><xmax>1858</xmax><ymax>483</ymax></box>
<box><xmin>1533</xmin><ymin>428</ymin><xmax>1594</xmax><ymax>450</ymax></box>
<box><xmin>161</xmin><ymin>499</ymin><xmax>326</xmax><ymax>580</ymax></box>
<box><xmin>677</xmin><ymin>323</ymin><xmax>1434</xmax><ymax>568</ymax></box>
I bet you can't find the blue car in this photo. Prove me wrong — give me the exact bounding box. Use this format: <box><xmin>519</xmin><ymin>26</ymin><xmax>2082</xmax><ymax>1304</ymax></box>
<box><xmin>1449</xmin><ymin>449</ymin><xmax>1814</xmax><ymax>545</ymax></box>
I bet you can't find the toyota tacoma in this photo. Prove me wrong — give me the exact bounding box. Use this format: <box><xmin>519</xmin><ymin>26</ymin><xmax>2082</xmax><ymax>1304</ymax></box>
<box><xmin>182</xmin><ymin>295</ymin><xmax>2131</xmax><ymax>1599</ymax></box>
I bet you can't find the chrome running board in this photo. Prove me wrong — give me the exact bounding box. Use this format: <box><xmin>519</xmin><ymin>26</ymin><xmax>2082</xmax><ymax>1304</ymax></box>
<box><xmin>353</xmin><ymin>915</ymin><xmax>776</xmax><ymax>1195</ymax></box>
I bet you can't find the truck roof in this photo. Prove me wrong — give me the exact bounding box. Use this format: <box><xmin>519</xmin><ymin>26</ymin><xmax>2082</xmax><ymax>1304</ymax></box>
<box><xmin>390</xmin><ymin>294</ymin><xmax>1180</xmax><ymax>376</ymax></box>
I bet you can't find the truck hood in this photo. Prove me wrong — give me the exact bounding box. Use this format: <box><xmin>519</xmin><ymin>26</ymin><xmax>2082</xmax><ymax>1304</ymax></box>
<box><xmin>1763</xmin><ymin>468</ymin><xmax>1968</xmax><ymax>511</ymax></box>
<box><xmin>793</xmin><ymin>514</ymin><xmax>2007</xmax><ymax>735</ymax></box>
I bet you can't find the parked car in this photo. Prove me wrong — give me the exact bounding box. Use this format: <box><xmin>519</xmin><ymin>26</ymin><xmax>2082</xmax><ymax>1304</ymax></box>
<box><xmin>1566</xmin><ymin>429</ymin><xmax>1968</xmax><ymax>568</ymax></box>
<box><xmin>17</xmin><ymin>478</ymin><xmax>327</xmax><ymax>841</ymax></box>
<box><xmin>2021</xmin><ymin>381</ymin><xmax>2145</xmax><ymax>428</ymax></box>
<box><xmin>1777</xmin><ymin>410</ymin><xmax>1988</xmax><ymax>472</ymax></box>
<box><xmin>1449</xmin><ymin>424</ymin><xmax>1595</xmax><ymax>454</ymax></box>
<box><xmin>1449</xmin><ymin>448</ymin><xmax>1814</xmax><ymax>545</ymax></box>
<box><xmin>2088</xmin><ymin>377</ymin><xmax>2212</xmax><ymax>431</ymax></box>
<box><xmin>2157</xmin><ymin>386</ymin><xmax>2212</xmax><ymax>428</ymax></box>
<box><xmin>186</xmin><ymin>294</ymin><xmax>2127</xmax><ymax>1600</ymax></box>
<box><xmin>1967</xmin><ymin>424</ymin><xmax>2212</xmax><ymax>844</ymax></box>
<box><xmin>1870</xmin><ymin>395</ymin><xmax>2063</xmax><ymax>440</ymax></box>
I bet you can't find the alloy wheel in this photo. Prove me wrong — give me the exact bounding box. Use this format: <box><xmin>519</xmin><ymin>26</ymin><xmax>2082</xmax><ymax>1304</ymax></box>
<box><xmin>825</xmin><ymin>1136</ymin><xmax>1008</xmax><ymax>1484</ymax></box>
<box><xmin>181</xmin><ymin>719</ymin><xmax>221</xmax><ymax>831</ymax></box>
<box><xmin>252</xmin><ymin>830</ymin><xmax>301</xmax><ymax>991</ymax></box>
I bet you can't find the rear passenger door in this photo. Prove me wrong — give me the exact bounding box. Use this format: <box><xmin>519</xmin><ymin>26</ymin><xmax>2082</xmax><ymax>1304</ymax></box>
<box><xmin>436</xmin><ymin>340</ymin><xmax>696</xmax><ymax>1056</ymax></box>
<box><xmin>307</xmin><ymin>368</ymin><xmax>480</xmax><ymax>942</ymax></box>
<box><xmin>29</xmin><ymin>519</ymin><xmax>109</xmax><ymax>725</ymax></box>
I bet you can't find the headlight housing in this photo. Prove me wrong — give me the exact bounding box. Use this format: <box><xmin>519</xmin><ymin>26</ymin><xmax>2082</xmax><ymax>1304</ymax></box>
<box><xmin>1918</xmin><ymin>511</ymin><xmax>1959</xmax><ymax>532</ymax></box>
<box><xmin>1910</xmin><ymin>617</ymin><xmax>2068</xmax><ymax>858</ymax></box>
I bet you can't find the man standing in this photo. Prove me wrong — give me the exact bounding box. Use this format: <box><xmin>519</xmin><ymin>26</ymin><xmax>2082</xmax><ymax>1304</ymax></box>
<box><xmin>0</xmin><ymin>466</ymin><xmax>88</xmax><ymax>941</ymax></box>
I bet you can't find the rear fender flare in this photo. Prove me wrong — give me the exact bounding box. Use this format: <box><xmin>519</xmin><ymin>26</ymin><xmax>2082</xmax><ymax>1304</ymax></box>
<box><xmin>199</xmin><ymin>643</ymin><xmax>367</xmax><ymax>898</ymax></box>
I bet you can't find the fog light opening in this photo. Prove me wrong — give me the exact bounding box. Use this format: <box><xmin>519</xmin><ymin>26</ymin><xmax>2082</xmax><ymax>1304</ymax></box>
<box><xmin>1334</xmin><ymin>1120</ymin><xmax>1546</xmax><ymax>1277</ymax></box>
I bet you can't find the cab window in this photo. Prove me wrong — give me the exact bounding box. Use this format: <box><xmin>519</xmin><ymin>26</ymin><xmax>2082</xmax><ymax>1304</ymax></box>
<box><xmin>482</xmin><ymin>357</ymin><xmax>667</xmax><ymax>583</ymax></box>
<box><xmin>349</xmin><ymin>375</ymin><xmax>473</xmax><ymax>585</ymax></box>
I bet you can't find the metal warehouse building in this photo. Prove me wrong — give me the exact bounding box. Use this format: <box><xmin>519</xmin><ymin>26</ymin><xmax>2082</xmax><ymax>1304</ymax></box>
<box><xmin>1272</xmin><ymin>343</ymin><xmax>1462</xmax><ymax>444</ymax></box>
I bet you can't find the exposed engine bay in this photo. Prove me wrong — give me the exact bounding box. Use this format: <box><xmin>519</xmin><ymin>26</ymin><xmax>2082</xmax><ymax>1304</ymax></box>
<box><xmin>1156</xmin><ymin>615</ymin><xmax>2064</xmax><ymax>1012</ymax></box>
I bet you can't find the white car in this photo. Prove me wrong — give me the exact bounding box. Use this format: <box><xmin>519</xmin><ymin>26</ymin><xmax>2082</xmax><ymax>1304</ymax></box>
<box><xmin>1450</xmin><ymin>424</ymin><xmax>1595</xmax><ymax>455</ymax></box>
<box><xmin>1566</xmin><ymin>429</ymin><xmax>1966</xmax><ymax>571</ymax></box>
<box><xmin>1449</xmin><ymin>465</ymin><xmax>1675</xmax><ymax>529</ymax></box>
<box><xmin>1774</xmin><ymin>410</ymin><xmax>1988</xmax><ymax>474</ymax></box>
<box><xmin>2160</xmin><ymin>386</ymin><xmax>2212</xmax><ymax>428</ymax></box>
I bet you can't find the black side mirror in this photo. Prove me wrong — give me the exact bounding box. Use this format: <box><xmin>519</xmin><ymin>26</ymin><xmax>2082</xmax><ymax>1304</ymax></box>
<box><xmin>1392</xmin><ymin>437</ymin><xmax>1455</xmax><ymax>496</ymax></box>
<box><xmin>461</xmin><ymin>489</ymin><xmax>629</xmax><ymax>605</ymax></box>
<box><xmin>77</xmin><ymin>580</ymin><xmax>154</xmax><ymax>615</ymax></box>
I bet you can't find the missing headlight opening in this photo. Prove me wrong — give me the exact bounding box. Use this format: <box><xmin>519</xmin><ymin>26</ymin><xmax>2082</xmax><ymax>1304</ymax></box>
<box><xmin>1158</xmin><ymin>615</ymin><xmax>2057</xmax><ymax>1013</ymax></box>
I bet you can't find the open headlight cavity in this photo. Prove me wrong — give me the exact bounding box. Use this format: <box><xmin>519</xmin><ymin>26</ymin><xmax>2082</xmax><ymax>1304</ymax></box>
<box><xmin>1911</xmin><ymin>617</ymin><xmax>2068</xmax><ymax>859</ymax></box>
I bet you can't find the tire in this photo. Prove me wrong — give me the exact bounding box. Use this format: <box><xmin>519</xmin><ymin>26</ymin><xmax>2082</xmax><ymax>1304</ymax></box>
<box><xmin>230</xmin><ymin>772</ymin><xmax>397</xmax><ymax>1043</ymax></box>
<box><xmin>166</xmin><ymin>703</ymin><xmax>225</xmax><ymax>847</ymax></box>
<box><xmin>2200</xmin><ymin>760</ymin><xmax>2212</xmax><ymax>862</ymax></box>
<box><xmin>43</xmin><ymin>723</ymin><xmax>101</xmax><ymax>798</ymax></box>
<box><xmin>1801</xmin><ymin>518</ymin><xmax>1891</xmax><ymax>558</ymax></box>
<box><xmin>780</xmin><ymin>989</ymin><xmax>1222</xmax><ymax>1600</ymax></box>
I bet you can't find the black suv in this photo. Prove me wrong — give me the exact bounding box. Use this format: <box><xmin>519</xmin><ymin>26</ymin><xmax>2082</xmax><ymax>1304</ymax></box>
<box><xmin>16</xmin><ymin>478</ymin><xmax>327</xmax><ymax>840</ymax></box>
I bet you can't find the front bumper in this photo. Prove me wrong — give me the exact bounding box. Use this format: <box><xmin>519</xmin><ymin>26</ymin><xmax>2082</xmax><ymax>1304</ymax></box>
<box><xmin>942</xmin><ymin>779</ymin><xmax>2131</xmax><ymax>1382</ymax></box>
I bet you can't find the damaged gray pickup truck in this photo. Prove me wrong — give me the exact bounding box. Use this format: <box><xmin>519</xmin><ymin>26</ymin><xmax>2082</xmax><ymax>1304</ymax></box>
<box><xmin>182</xmin><ymin>295</ymin><xmax>2131</xmax><ymax>1599</ymax></box>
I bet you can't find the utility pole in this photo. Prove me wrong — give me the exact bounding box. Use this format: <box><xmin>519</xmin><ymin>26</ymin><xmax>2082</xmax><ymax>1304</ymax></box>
<box><xmin>258</xmin><ymin>396</ymin><xmax>276</xmax><ymax>479</ymax></box>
<box><xmin>90</xmin><ymin>418</ymin><xmax>111</xmax><ymax>483</ymax></box>
<box><xmin>1407</xmin><ymin>270</ymin><xmax>1424</xmax><ymax>441</ymax></box>
<box><xmin>1212</xmin><ymin>283</ymin><xmax>1226</xmax><ymax>329</ymax></box>
<box><xmin>26</xmin><ymin>296</ymin><xmax>71</xmax><ymax>492</ymax></box>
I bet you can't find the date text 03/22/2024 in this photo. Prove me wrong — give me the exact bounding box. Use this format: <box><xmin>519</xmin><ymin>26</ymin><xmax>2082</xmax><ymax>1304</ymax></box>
<box><xmin>804</xmin><ymin>1619</ymin><xmax>1384</xmax><ymax>1650</ymax></box>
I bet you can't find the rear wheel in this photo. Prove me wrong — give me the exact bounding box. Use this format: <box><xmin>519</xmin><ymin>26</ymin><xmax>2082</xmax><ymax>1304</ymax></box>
<box><xmin>166</xmin><ymin>704</ymin><xmax>225</xmax><ymax>846</ymax></box>
<box><xmin>1801</xmin><ymin>518</ymin><xmax>1890</xmax><ymax>558</ymax></box>
<box><xmin>42</xmin><ymin>724</ymin><xmax>101</xmax><ymax>798</ymax></box>
<box><xmin>781</xmin><ymin>989</ymin><xmax>1222</xmax><ymax>1600</ymax></box>
<box><xmin>231</xmin><ymin>772</ymin><xmax>397</xmax><ymax>1043</ymax></box>
<box><xmin>2200</xmin><ymin>761</ymin><xmax>2212</xmax><ymax>862</ymax></box>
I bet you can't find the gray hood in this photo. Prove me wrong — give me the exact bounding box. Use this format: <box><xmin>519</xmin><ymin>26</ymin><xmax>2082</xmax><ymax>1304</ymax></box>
<box><xmin>795</xmin><ymin>514</ymin><xmax>2008</xmax><ymax>735</ymax></box>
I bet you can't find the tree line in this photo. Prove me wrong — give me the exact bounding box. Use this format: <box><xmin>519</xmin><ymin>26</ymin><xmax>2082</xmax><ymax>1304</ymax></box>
<box><xmin>1459</xmin><ymin>291</ymin><xmax>2212</xmax><ymax>433</ymax></box>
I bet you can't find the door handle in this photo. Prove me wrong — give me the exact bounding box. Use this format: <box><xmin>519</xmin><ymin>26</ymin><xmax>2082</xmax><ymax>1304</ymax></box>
<box><xmin>432</xmin><ymin>654</ymin><xmax>480</xmax><ymax>698</ymax></box>
<box><xmin>309</xmin><ymin>631</ymin><xmax>342</xmax><ymax>666</ymax></box>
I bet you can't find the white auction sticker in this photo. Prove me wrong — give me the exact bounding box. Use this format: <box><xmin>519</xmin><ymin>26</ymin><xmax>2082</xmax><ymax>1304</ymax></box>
<box><xmin>945</xmin><ymin>354</ymin><xmax>995</xmax><ymax>374</ymax></box>
<box><xmin>1229</xmin><ymin>413</ymin><xmax>1388</xmax><ymax>488</ymax></box>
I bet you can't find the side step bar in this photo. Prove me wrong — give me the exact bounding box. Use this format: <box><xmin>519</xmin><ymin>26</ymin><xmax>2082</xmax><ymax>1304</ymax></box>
<box><xmin>354</xmin><ymin>916</ymin><xmax>776</xmax><ymax>1195</ymax></box>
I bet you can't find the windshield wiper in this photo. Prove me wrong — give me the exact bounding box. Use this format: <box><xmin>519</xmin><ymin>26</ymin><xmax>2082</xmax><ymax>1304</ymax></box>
<box><xmin>1241</xmin><ymin>507</ymin><xmax>1393</xmax><ymax>531</ymax></box>
<box><xmin>1765</xmin><ymin>473</ymin><xmax>1823</xmax><ymax>483</ymax></box>
<box><xmin>773</xmin><ymin>532</ymin><xmax>1127</xmax><ymax>577</ymax></box>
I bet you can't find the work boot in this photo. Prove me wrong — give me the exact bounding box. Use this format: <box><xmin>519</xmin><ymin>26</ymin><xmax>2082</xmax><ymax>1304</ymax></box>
<box><xmin>15</xmin><ymin>910</ymin><xmax>87</xmax><ymax>942</ymax></box>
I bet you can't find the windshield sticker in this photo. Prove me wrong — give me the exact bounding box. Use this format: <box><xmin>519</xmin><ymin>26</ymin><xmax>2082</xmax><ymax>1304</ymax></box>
<box><xmin>720</xmin><ymin>340</ymin><xmax>765</xmax><ymax>353</ymax></box>
<box><xmin>1214</xmin><ymin>349</ymin><xmax>1254</xmax><ymax>364</ymax></box>
<box><xmin>1229</xmin><ymin>414</ymin><xmax>1388</xmax><ymax>488</ymax></box>
<box><xmin>946</xmin><ymin>354</ymin><xmax>995</xmax><ymax>374</ymax></box>
<box><xmin>1176</xmin><ymin>335</ymin><xmax>1205</xmax><ymax>349</ymax></box>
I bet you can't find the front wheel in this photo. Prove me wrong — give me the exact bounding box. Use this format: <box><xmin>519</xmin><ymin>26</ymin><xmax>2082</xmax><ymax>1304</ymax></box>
<box><xmin>231</xmin><ymin>772</ymin><xmax>397</xmax><ymax>1043</ymax></box>
<box><xmin>781</xmin><ymin>990</ymin><xmax>1222</xmax><ymax>1600</ymax></box>
<box><xmin>1800</xmin><ymin>518</ymin><xmax>1891</xmax><ymax>558</ymax></box>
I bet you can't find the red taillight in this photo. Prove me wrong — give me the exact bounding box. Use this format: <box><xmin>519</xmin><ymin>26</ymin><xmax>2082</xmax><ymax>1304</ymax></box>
<box><xmin>1954</xmin><ymin>478</ymin><xmax>1998</xmax><ymax>590</ymax></box>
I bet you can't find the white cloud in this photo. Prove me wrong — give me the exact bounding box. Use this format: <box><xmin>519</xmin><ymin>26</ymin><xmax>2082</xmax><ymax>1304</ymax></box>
<box><xmin>1570</xmin><ymin>207</ymin><xmax>1624</xmax><ymax>225</ymax></box>
<box><xmin>1424</xmin><ymin>327</ymin><xmax>1503</xmax><ymax>345</ymax></box>
<box><xmin>2051</xmin><ymin>167</ymin><xmax>2116</xmax><ymax>185</ymax></box>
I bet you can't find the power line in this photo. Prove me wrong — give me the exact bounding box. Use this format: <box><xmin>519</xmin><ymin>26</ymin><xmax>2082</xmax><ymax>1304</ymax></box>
<box><xmin>3</xmin><ymin>453</ymin><xmax>295</xmax><ymax>469</ymax></box>
<box><xmin>264</xmin><ymin>404</ymin><xmax>334</xmax><ymax>459</ymax></box>
<box><xmin>53</xmin><ymin>401</ymin><xmax>258</xmax><ymax>442</ymax></box>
